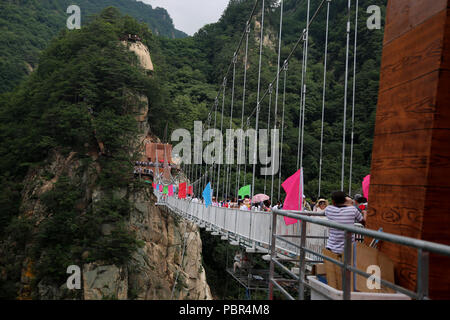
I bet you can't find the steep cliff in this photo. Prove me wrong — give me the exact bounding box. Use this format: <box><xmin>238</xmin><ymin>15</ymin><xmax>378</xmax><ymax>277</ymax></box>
<box><xmin>12</xmin><ymin>142</ymin><xmax>211</xmax><ymax>300</ymax></box>
<box><xmin>0</xmin><ymin>9</ymin><xmax>210</xmax><ymax>300</ymax></box>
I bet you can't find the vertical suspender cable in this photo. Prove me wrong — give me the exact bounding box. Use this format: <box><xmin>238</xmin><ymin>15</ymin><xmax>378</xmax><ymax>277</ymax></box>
<box><xmin>298</xmin><ymin>0</ymin><xmax>310</xmax><ymax>210</ymax></box>
<box><xmin>237</xmin><ymin>22</ymin><xmax>251</xmax><ymax>197</ymax></box>
<box><xmin>222</xmin><ymin>159</ymin><xmax>227</xmax><ymax>200</ymax></box>
<box><xmin>243</xmin><ymin>118</ymin><xmax>250</xmax><ymax>188</ymax></box>
<box><xmin>205</xmin><ymin>113</ymin><xmax>212</xmax><ymax>192</ymax></box>
<box><xmin>189</xmin><ymin>140</ymin><xmax>193</xmax><ymax>191</ymax></box>
<box><xmin>251</xmin><ymin>0</ymin><xmax>265</xmax><ymax>201</ymax></box>
<box><xmin>264</xmin><ymin>84</ymin><xmax>273</xmax><ymax>195</ymax></box>
<box><xmin>202</xmin><ymin>118</ymin><xmax>206</xmax><ymax>193</ymax></box>
<box><xmin>278</xmin><ymin>61</ymin><xmax>288</xmax><ymax>201</ymax></box>
<box><xmin>212</xmin><ymin>98</ymin><xmax>218</xmax><ymax>193</ymax></box>
<box><xmin>226</xmin><ymin>54</ymin><xmax>238</xmax><ymax>199</ymax></box>
<box><xmin>216</xmin><ymin>79</ymin><xmax>227</xmax><ymax>199</ymax></box>
<box><xmin>271</xmin><ymin>0</ymin><xmax>284</xmax><ymax>204</ymax></box>
<box><xmin>349</xmin><ymin>0</ymin><xmax>359</xmax><ymax>196</ymax></box>
<box><xmin>341</xmin><ymin>0</ymin><xmax>351</xmax><ymax>191</ymax></box>
<box><xmin>299</xmin><ymin>0</ymin><xmax>310</xmax><ymax>172</ymax></box>
<box><xmin>318</xmin><ymin>0</ymin><xmax>331</xmax><ymax>198</ymax></box>
<box><xmin>186</xmin><ymin>161</ymin><xmax>190</xmax><ymax>185</ymax></box>
<box><xmin>195</xmin><ymin>163</ymin><xmax>198</xmax><ymax>196</ymax></box>
<box><xmin>297</xmin><ymin>42</ymin><xmax>306</xmax><ymax>169</ymax></box>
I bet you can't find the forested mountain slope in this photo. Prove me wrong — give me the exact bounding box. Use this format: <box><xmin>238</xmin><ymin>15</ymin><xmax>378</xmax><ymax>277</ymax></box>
<box><xmin>0</xmin><ymin>0</ymin><xmax>187</xmax><ymax>92</ymax></box>
<box><xmin>0</xmin><ymin>8</ymin><xmax>209</xmax><ymax>300</ymax></box>
<box><xmin>154</xmin><ymin>0</ymin><xmax>387</xmax><ymax>198</ymax></box>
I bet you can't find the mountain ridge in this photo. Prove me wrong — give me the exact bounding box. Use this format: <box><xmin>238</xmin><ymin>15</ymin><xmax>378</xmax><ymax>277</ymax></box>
<box><xmin>0</xmin><ymin>0</ymin><xmax>187</xmax><ymax>93</ymax></box>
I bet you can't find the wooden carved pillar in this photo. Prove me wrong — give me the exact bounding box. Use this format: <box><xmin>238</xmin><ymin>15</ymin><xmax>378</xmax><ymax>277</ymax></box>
<box><xmin>368</xmin><ymin>0</ymin><xmax>450</xmax><ymax>299</ymax></box>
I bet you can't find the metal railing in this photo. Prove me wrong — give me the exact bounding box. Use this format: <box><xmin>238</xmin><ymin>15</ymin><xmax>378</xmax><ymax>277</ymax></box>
<box><xmin>269</xmin><ymin>208</ymin><xmax>450</xmax><ymax>300</ymax></box>
<box><xmin>155</xmin><ymin>191</ymin><xmax>450</xmax><ymax>300</ymax></box>
<box><xmin>155</xmin><ymin>191</ymin><xmax>329</xmax><ymax>260</ymax></box>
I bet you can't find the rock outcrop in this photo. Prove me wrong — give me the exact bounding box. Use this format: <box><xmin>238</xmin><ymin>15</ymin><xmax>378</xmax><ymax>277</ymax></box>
<box><xmin>122</xmin><ymin>41</ymin><xmax>154</xmax><ymax>72</ymax></box>
<box><xmin>1</xmin><ymin>41</ymin><xmax>211</xmax><ymax>300</ymax></box>
<box><xmin>127</xmin><ymin>190</ymin><xmax>212</xmax><ymax>300</ymax></box>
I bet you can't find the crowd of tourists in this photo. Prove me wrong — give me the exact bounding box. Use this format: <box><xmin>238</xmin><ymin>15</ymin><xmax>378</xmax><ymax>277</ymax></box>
<box><xmin>185</xmin><ymin>192</ymin><xmax>368</xmax><ymax>216</ymax></box>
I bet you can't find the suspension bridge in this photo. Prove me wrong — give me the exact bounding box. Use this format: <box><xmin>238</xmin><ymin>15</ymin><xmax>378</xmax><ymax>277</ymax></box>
<box><xmin>150</xmin><ymin>0</ymin><xmax>450</xmax><ymax>300</ymax></box>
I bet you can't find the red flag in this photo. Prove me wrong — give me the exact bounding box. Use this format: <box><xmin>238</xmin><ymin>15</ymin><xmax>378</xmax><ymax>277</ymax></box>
<box><xmin>188</xmin><ymin>185</ymin><xmax>193</xmax><ymax>196</ymax></box>
<box><xmin>152</xmin><ymin>183</ymin><xmax>156</xmax><ymax>189</ymax></box>
<box><xmin>362</xmin><ymin>174</ymin><xmax>370</xmax><ymax>201</ymax></box>
<box><xmin>179</xmin><ymin>182</ymin><xmax>187</xmax><ymax>199</ymax></box>
<box><xmin>281</xmin><ymin>169</ymin><xmax>303</xmax><ymax>225</ymax></box>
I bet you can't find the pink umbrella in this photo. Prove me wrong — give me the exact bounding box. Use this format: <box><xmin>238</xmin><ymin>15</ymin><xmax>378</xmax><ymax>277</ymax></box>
<box><xmin>252</xmin><ymin>194</ymin><xmax>270</xmax><ymax>203</ymax></box>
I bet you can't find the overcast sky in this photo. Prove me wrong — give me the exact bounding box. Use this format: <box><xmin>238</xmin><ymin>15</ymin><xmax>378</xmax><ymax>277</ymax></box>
<box><xmin>140</xmin><ymin>0</ymin><xmax>230</xmax><ymax>36</ymax></box>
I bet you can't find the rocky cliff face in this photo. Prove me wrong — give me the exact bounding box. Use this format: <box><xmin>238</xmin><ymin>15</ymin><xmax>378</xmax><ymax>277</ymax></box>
<box><xmin>81</xmin><ymin>186</ymin><xmax>211</xmax><ymax>300</ymax></box>
<box><xmin>1</xmin><ymin>41</ymin><xmax>211</xmax><ymax>300</ymax></box>
<box><xmin>126</xmin><ymin>191</ymin><xmax>212</xmax><ymax>300</ymax></box>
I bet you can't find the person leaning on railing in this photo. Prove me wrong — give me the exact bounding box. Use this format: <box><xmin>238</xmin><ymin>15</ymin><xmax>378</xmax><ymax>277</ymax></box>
<box><xmin>324</xmin><ymin>191</ymin><xmax>367</xmax><ymax>254</ymax></box>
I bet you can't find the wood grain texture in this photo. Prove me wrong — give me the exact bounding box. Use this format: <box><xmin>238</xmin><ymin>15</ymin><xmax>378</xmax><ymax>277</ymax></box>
<box><xmin>384</xmin><ymin>0</ymin><xmax>448</xmax><ymax>45</ymax></box>
<box><xmin>369</xmin><ymin>0</ymin><xmax>450</xmax><ymax>299</ymax></box>
<box><xmin>379</xmin><ymin>9</ymin><xmax>447</xmax><ymax>93</ymax></box>
<box><xmin>375</xmin><ymin>71</ymin><xmax>439</xmax><ymax>135</ymax></box>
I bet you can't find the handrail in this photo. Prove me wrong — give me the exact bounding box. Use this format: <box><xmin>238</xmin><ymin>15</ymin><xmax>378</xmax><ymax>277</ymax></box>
<box><xmin>269</xmin><ymin>208</ymin><xmax>450</xmax><ymax>300</ymax></box>
<box><xmin>273</xmin><ymin>208</ymin><xmax>450</xmax><ymax>256</ymax></box>
<box><xmin>155</xmin><ymin>191</ymin><xmax>450</xmax><ymax>300</ymax></box>
<box><xmin>155</xmin><ymin>191</ymin><xmax>327</xmax><ymax>259</ymax></box>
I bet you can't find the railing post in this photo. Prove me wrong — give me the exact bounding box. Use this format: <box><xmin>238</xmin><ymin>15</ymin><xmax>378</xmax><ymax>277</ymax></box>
<box><xmin>417</xmin><ymin>249</ymin><xmax>430</xmax><ymax>299</ymax></box>
<box><xmin>201</xmin><ymin>203</ymin><xmax>204</xmax><ymax>227</ymax></box>
<box><xmin>298</xmin><ymin>219</ymin><xmax>307</xmax><ymax>300</ymax></box>
<box><xmin>342</xmin><ymin>231</ymin><xmax>352</xmax><ymax>300</ymax></box>
<box><xmin>250</xmin><ymin>211</ymin><xmax>256</xmax><ymax>250</ymax></box>
<box><xmin>213</xmin><ymin>207</ymin><xmax>216</xmax><ymax>229</ymax></box>
<box><xmin>233</xmin><ymin>207</ymin><xmax>239</xmax><ymax>243</ymax></box>
<box><xmin>223</xmin><ymin>208</ymin><xmax>227</xmax><ymax>237</ymax></box>
<box><xmin>268</xmin><ymin>210</ymin><xmax>278</xmax><ymax>300</ymax></box>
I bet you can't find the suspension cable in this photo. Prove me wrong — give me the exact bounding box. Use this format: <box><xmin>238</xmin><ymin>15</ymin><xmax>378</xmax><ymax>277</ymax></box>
<box><xmin>245</xmin><ymin>0</ymin><xmax>327</xmax><ymax>125</ymax></box>
<box><xmin>211</xmin><ymin>99</ymin><xmax>218</xmax><ymax>192</ymax></box>
<box><xmin>226</xmin><ymin>54</ymin><xmax>238</xmax><ymax>200</ymax></box>
<box><xmin>341</xmin><ymin>0</ymin><xmax>352</xmax><ymax>191</ymax></box>
<box><xmin>187</xmin><ymin>0</ymin><xmax>328</xmax><ymax>199</ymax></box>
<box><xmin>297</xmin><ymin>41</ymin><xmax>306</xmax><ymax>169</ymax></box>
<box><xmin>236</xmin><ymin>22</ymin><xmax>251</xmax><ymax>198</ymax></box>
<box><xmin>349</xmin><ymin>0</ymin><xmax>359</xmax><ymax>196</ymax></box>
<box><xmin>187</xmin><ymin>0</ymin><xmax>261</xmax><ymax>198</ymax></box>
<box><xmin>318</xmin><ymin>0</ymin><xmax>331</xmax><ymax>198</ymax></box>
<box><xmin>207</xmin><ymin>0</ymin><xmax>261</xmax><ymax>117</ymax></box>
<box><xmin>299</xmin><ymin>0</ymin><xmax>311</xmax><ymax>173</ymax></box>
<box><xmin>204</xmin><ymin>113</ymin><xmax>212</xmax><ymax>194</ymax></box>
<box><xmin>251</xmin><ymin>0</ymin><xmax>265</xmax><ymax>201</ymax></box>
<box><xmin>243</xmin><ymin>117</ymin><xmax>250</xmax><ymax>188</ymax></box>
<box><xmin>264</xmin><ymin>83</ymin><xmax>273</xmax><ymax>195</ymax></box>
<box><xmin>217</xmin><ymin>78</ymin><xmax>227</xmax><ymax>199</ymax></box>
<box><xmin>270</xmin><ymin>0</ymin><xmax>284</xmax><ymax>204</ymax></box>
<box><xmin>278</xmin><ymin>61</ymin><xmax>288</xmax><ymax>201</ymax></box>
